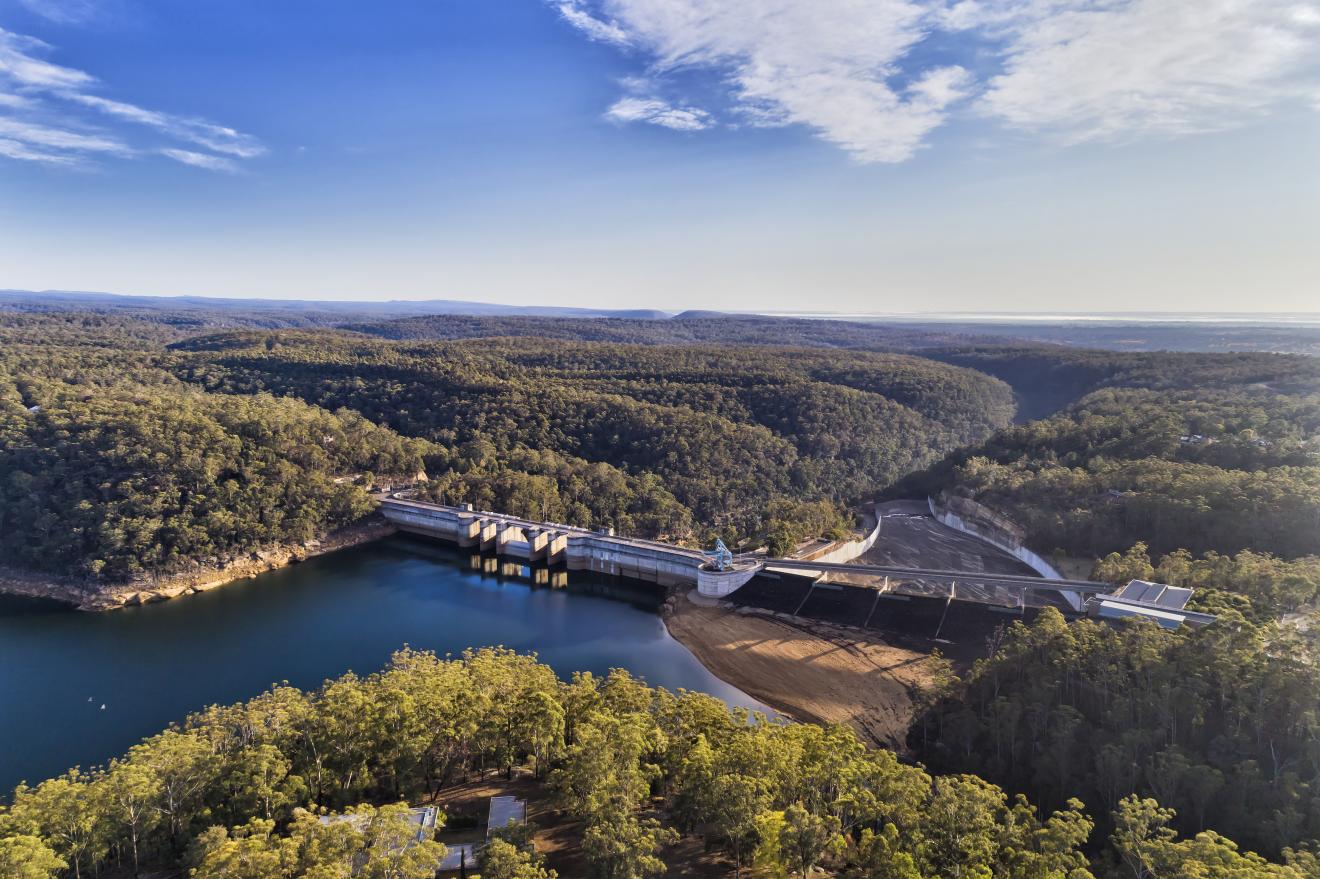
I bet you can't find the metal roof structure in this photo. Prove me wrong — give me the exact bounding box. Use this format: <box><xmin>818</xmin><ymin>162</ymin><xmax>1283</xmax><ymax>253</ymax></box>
<box><xmin>318</xmin><ymin>805</ymin><xmax>439</xmax><ymax>846</ymax></box>
<box><xmin>1085</xmin><ymin>579</ymin><xmax>1215</xmax><ymax>629</ymax></box>
<box><xmin>486</xmin><ymin>796</ymin><xmax>526</xmax><ymax>839</ymax></box>
<box><xmin>437</xmin><ymin>843</ymin><xmax>478</xmax><ymax>872</ymax></box>
<box><xmin>1113</xmin><ymin>579</ymin><xmax>1194</xmax><ymax>609</ymax></box>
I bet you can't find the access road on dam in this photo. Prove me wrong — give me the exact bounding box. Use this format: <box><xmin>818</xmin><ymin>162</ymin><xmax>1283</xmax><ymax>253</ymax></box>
<box><xmin>377</xmin><ymin>494</ymin><xmax>1110</xmax><ymax>607</ymax></box>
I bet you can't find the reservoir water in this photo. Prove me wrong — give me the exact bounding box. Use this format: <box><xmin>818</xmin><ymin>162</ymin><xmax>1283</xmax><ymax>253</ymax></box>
<box><xmin>0</xmin><ymin>535</ymin><xmax>767</xmax><ymax>795</ymax></box>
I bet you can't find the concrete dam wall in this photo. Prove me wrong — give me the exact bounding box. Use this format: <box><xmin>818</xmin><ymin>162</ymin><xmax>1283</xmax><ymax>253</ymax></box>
<box><xmin>380</xmin><ymin>495</ymin><xmax>884</xmax><ymax>597</ymax></box>
<box><xmin>379</xmin><ymin>496</ymin><xmax>708</xmax><ymax>588</ymax></box>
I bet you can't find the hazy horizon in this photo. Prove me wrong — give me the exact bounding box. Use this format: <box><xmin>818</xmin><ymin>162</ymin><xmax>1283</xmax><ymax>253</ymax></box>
<box><xmin>5</xmin><ymin>287</ymin><xmax>1320</xmax><ymax>325</ymax></box>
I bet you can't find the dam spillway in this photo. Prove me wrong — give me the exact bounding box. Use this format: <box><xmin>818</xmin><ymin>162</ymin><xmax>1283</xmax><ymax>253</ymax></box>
<box><xmin>378</xmin><ymin>495</ymin><xmax>712</xmax><ymax>588</ymax></box>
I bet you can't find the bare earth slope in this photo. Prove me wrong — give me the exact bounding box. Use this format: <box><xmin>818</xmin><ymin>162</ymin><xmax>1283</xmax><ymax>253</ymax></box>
<box><xmin>664</xmin><ymin>593</ymin><xmax>936</xmax><ymax>750</ymax></box>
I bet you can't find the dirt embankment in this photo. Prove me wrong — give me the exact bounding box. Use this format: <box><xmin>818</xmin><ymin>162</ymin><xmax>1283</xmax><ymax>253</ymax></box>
<box><xmin>663</xmin><ymin>592</ymin><xmax>937</xmax><ymax>750</ymax></box>
<box><xmin>0</xmin><ymin>519</ymin><xmax>395</xmax><ymax>611</ymax></box>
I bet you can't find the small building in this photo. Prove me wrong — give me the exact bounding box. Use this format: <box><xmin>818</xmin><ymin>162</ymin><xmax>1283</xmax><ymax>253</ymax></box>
<box><xmin>318</xmin><ymin>804</ymin><xmax>439</xmax><ymax>846</ymax></box>
<box><xmin>1086</xmin><ymin>579</ymin><xmax>1215</xmax><ymax>629</ymax></box>
<box><xmin>486</xmin><ymin>796</ymin><xmax>526</xmax><ymax>840</ymax></box>
<box><xmin>437</xmin><ymin>843</ymin><xmax>479</xmax><ymax>875</ymax></box>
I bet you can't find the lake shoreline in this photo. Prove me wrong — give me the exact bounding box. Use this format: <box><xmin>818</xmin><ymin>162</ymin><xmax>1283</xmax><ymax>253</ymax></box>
<box><xmin>661</xmin><ymin>589</ymin><xmax>936</xmax><ymax>750</ymax></box>
<box><xmin>0</xmin><ymin>518</ymin><xmax>396</xmax><ymax>611</ymax></box>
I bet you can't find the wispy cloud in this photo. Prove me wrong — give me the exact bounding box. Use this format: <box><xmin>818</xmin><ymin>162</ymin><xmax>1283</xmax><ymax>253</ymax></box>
<box><xmin>551</xmin><ymin>0</ymin><xmax>1320</xmax><ymax>162</ymax></box>
<box><xmin>0</xmin><ymin>115</ymin><xmax>130</xmax><ymax>154</ymax></box>
<box><xmin>0</xmin><ymin>135</ymin><xmax>81</xmax><ymax>165</ymax></box>
<box><xmin>68</xmin><ymin>93</ymin><xmax>265</xmax><ymax>158</ymax></box>
<box><xmin>16</xmin><ymin>0</ymin><xmax>105</xmax><ymax>26</ymax></box>
<box><xmin>977</xmin><ymin>0</ymin><xmax>1320</xmax><ymax>143</ymax></box>
<box><xmin>552</xmin><ymin>1</ymin><xmax>631</xmax><ymax>45</ymax></box>
<box><xmin>0</xmin><ymin>26</ymin><xmax>263</xmax><ymax>171</ymax></box>
<box><xmin>0</xmin><ymin>29</ymin><xmax>92</xmax><ymax>89</ymax></box>
<box><xmin>159</xmin><ymin>148</ymin><xmax>239</xmax><ymax>173</ymax></box>
<box><xmin>548</xmin><ymin>0</ymin><xmax>972</xmax><ymax>163</ymax></box>
<box><xmin>606</xmin><ymin>96</ymin><xmax>712</xmax><ymax>131</ymax></box>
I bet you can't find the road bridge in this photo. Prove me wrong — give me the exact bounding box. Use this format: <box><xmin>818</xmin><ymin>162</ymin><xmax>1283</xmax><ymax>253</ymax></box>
<box><xmin>763</xmin><ymin>559</ymin><xmax>1111</xmax><ymax>593</ymax></box>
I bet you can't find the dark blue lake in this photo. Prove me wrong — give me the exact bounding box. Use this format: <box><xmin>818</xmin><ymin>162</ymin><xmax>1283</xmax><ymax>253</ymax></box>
<box><xmin>0</xmin><ymin>535</ymin><xmax>766</xmax><ymax>795</ymax></box>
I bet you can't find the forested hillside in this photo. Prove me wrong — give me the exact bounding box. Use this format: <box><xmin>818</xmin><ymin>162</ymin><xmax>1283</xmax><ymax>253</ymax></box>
<box><xmin>927</xmin><ymin>346</ymin><xmax>1320</xmax><ymax>420</ymax></box>
<box><xmin>915</xmin><ymin>600</ymin><xmax>1320</xmax><ymax>861</ymax></box>
<box><xmin>0</xmin><ymin>313</ymin><xmax>1016</xmax><ymax>583</ymax></box>
<box><xmin>6</xmin><ymin>307</ymin><xmax>1320</xmax><ymax>878</ymax></box>
<box><xmin>169</xmin><ymin>331</ymin><xmax>1015</xmax><ymax>547</ymax></box>
<box><xmin>343</xmin><ymin>311</ymin><xmax>990</xmax><ymax>349</ymax></box>
<box><xmin>4</xmin><ymin>308</ymin><xmax>1316</xmax><ymax>581</ymax></box>
<box><xmin>903</xmin><ymin>387</ymin><xmax>1320</xmax><ymax>560</ymax></box>
<box><xmin>0</xmin><ymin>326</ymin><xmax>431</xmax><ymax>582</ymax></box>
<box><xmin>8</xmin><ymin>646</ymin><xmax>1318</xmax><ymax>879</ymax></box>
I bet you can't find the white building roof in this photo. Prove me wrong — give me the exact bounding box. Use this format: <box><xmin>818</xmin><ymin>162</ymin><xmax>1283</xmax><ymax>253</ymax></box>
<box><xmin>1114</xmin><ymin>579</ymin><xmax>1194</xmax><ymax>611</ymax></box>
<box><xmin>486</xmin><ymin>796</ymin><xmax>526</xmax><ymax>838</ymax></box>
<box><xmin>437</xmin><ymin>843</ymin><xmax>478</xmax><ymax>872</ymax></box>
<box><xmin>319</xmin><ymin>805</ymin><xmax>438</xmax><ymax>845</ymax></box>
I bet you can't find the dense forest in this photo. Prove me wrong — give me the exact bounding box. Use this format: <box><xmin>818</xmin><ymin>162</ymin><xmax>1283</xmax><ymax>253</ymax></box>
<box><xmin>0</xmin><ymin>316</ymin><xmax>433</xmax><ymax>583</ymax></box>
<box><xmin>8</xmin><ymin>645</ymin><xmax>1319</xmax><ymax>879</ymax></box>
<box><xmin>902</xmin><ymin>386</ymin><xmax>1320</xmax><ymax>561</ymax></box>
<box><xmin>3</xmin><ymin>307</ymin><xmax>1318</xmax><ymax>577</ymax></box>
<box><xmin>914</xmin><ymin>598</ymin><xmax>1320</xmax><ymax>861</ymax></box>
<box><xmin>168</xmin><ymin>330</ymin><xmax>1015</xmax><ymax>548</ymax></box>
<box><xmin>0</xmin><ymin>312</ymin><xmax>1016</xmax><ymax>581</ymax></box>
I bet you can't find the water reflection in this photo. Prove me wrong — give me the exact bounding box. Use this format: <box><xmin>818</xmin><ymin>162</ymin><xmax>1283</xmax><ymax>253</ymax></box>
<box><xmin>0</xmin><ymin>535</ymin><xmax>767</xmax><ymax>794</ymax></box>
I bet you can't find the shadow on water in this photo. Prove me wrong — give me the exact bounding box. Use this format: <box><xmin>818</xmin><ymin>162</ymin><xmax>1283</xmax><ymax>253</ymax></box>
<box><xmin>0</xmin><ymin>534</ymin><xmax>767</xmax><ymax>796</ymax></box>
<box><xmin>0</xmin><ymin>594</ymin><xmax>75</xmax><ymax>618</ymax></box>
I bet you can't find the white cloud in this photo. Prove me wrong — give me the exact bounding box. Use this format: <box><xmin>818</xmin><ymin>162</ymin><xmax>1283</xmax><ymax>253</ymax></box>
<box><xmin>0</xmin><ymin>116</ymin><xmax>130</xmax><ymax>155</ymax></box>
<box><xmin>68</xmin><ymin>93</ymin><xmax>266</xmax><ymax>158</ymax></box>
<box><xmin>0</xmin><ymin>26</ymin><xmax>262</xmax><ymax>170</ymax></box>
<box><xmin>16</xmin><ymin>0</ymin><xmax>104</xmax><ymax>25</ymax></box>
<box><xmin>556</xmin><ymin>0</ymin><xmax>963</xmax><ymax>163</ymax></box>
<box><xmin>0</xmin><ymin>29</ymin><xmax>93</xmax><ymax>89</ymax></box>
<box><xmin>605</xmin><ymin>96</ymin><xmax>712</xmax><ymax>130</ymax></box>
<box><xmin>0</xmin><ymin>136</ymin><xmax>81</xmax><ymax>165</ymax></box>
<box><xmin>553</xmin><ymin>1</ymin><xmax>632</xmax><ymax>45</ymax></box>
<box><xmin>159</xmin><ymin>148</ymin><xmax>239</xmax><ymax>173</ymax></box>
<box><xmin>551</xmin><ymin>0</ymin><xmax>1320</xmax><ymax>161</ymax></box>
<box><xmin>979</xmin><ymin>0</ymin><xmax>1320</xmax><ymax>142</ymax></box>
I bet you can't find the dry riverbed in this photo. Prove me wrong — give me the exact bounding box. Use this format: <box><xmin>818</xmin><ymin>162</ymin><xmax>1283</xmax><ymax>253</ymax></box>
<box><xmin>663</xmin><ymin>591</ymin><xmax>937</xmax><ymax>750</ymax></box>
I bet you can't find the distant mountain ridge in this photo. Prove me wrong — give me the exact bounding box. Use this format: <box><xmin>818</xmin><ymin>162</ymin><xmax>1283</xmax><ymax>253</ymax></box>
<box><xmin>4</xmin><ymin>289</ymin><xmax>1318</xmax><ymax>356</ymax></box>
<box><xmin>0</xmin><ymin>289</ymin><xmax>672</xmax><ymax>320</ymax></box>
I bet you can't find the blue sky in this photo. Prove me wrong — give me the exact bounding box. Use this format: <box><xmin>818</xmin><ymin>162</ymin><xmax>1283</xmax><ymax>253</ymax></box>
<box><xmin>0</xmin><ymin>0</ymin><xmax>1317</xmax><ymax>313</ymax></box>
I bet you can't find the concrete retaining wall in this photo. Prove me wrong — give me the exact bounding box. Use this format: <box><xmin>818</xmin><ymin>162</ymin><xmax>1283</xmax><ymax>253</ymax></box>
<box><xmin>928</xmin><ymin>495</ymin><xmax>1081</xmax><ymax>610</ymax></box>
<box><xmin>792</xmin><ymin>513</ymin><xmax>883</xmax><ymax>565</ymax></box>
<box><xmin>696</xmin><ymin>563</ymin><xmax>763</xmax><ymax>598</ymax></box>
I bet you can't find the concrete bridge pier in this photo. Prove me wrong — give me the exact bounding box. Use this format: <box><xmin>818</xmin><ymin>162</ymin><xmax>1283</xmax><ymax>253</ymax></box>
<box><xmin>457</xmin><ymin>517</ymin><xmax>482</xmax><ymax>548</ymax></box>
<box><xmin>524</xmin><ymin>527</ymin><xmax>546</xmax><ymax>561</ymax></box>
<box><xmin>545</xmin><ymin>532</ymin><xmax>569</xmax><ymax>566</ymax></box>
<box><xmin>478</xmin><ymin>519</ymin><xmax>501</xmax><ymax>552</ymax></box>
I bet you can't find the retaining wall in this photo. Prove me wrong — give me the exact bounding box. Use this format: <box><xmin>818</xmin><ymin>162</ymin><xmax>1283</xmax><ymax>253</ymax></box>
<box><xmin>928</xmin><ymin>495</ymin><xmax>1082</xmax><ymax>610</ymax></box>
<box><xmin>791</xmin><ymin>512</ymin><xmax>883</xmax><ymax>565</ymax></box>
